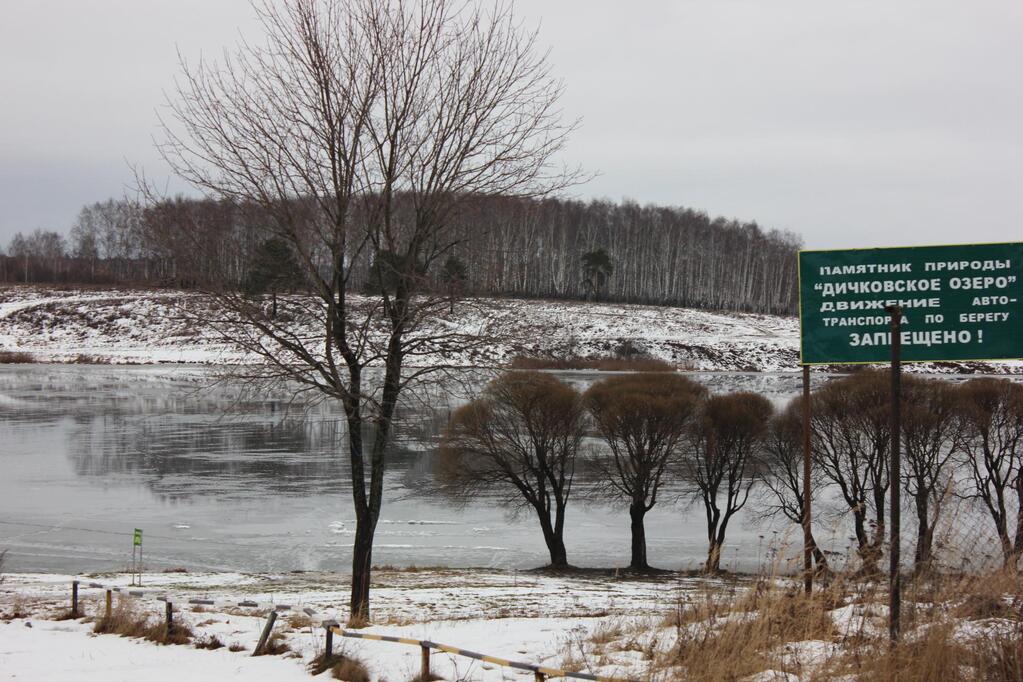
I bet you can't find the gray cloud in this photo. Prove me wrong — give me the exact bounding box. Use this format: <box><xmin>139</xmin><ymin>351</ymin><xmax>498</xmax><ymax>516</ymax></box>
<box><xmin>1</xmin><ymin>0</ymin><xmax>1020</xmax><ymax>249</ymax></box>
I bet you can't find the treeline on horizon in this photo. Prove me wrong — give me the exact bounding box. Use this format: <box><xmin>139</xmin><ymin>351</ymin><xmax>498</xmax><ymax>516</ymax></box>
<box><xmin>0</xmin><ymin>194</ymin><xmax>801</xmax><ymax>315</ymax></box>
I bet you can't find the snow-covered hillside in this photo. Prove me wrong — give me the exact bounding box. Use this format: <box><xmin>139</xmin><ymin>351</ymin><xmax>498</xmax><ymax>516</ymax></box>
<box><xmin>0</xmin><ymin>286</ymin><xmax>800</xmax><ymax>371</ymax></box>
<box><xmin>0</xmin><ymin>286</ymin><xmax>1018</xmax><ymax>373</ymax></box>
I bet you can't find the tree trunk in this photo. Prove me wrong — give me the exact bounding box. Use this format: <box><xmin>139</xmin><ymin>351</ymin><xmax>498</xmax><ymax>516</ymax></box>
<box><xmin>811</xmin><ymin>543</ymin><xmax>829</xmax><ymax>572</ymax></box>
<box><xmin>705</xmin><ymin>540</ymin><xmax>722</xmax><ymax>573</ymax></box>
<box><xmin>914</xmin><ymin>493</ymin><xmax>933</xmax><ymax>573</ymax></box>
<box><xmin>537</xmin><ymin>509</ymin><xmax>569</xmax><ymax>569</ymax></box>
<box><xmin>349</xmin><ymin>511</ymin><xmax>375</xmax><ymax>624</ymax></box>
<box><xmin>852</xmin><ymin>508</ymin><xmax>880</xmax><ymax>574</ymax></box>
<box><xmin>1013</xmin><ymin>480</ymin><xmax>1023</xmax><ymax>568</ymax></box>
<box><xmin>629</xmin><ymin>503</ymin><xmax>648</xmax><ymax>570</ymax></box>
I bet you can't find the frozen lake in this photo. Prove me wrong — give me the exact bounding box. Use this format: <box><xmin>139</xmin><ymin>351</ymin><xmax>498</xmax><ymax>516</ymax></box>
<box><xmin>0</xmin><ymin>365</ymin><xmax>830</xmax><ymax>575</ymax></box>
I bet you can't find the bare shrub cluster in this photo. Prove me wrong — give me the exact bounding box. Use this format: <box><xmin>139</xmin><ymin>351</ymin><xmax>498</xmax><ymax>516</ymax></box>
<box><xmin>442</xmin><ymin>369</ymin><xmax>1023</xmax><ymax>576</ymax></box>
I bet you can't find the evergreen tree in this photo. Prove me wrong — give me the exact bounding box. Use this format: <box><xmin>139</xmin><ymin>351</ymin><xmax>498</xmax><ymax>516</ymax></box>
<box><xmin>242</xmin><ymin>238</ymin><xmax>302</xmax><ymax>317</ymax></box>
<box><xmin>440</xmin><ymin>255</ymin><xmax>468</xmax><ymax>312</ymax></box>
<box><xmin>581</xmin><ymin>248</ymin><xmax>613</xmax><ymax>300</ymax></box>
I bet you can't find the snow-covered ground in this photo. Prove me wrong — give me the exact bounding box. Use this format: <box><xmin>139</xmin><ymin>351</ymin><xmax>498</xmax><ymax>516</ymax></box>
<box><xmin>0</xmin><ymin>286</ymin><xmax>800</xmax><ymax>371</ymax></box>
<box><xmin>2</xmin><ymin>286</ymin><xmax>1019</xmax><ymax>373</ymax></box>
<box><xmin>0</xmin><ymin>568</ymin><xmax>735</xmax><ymax>681</ymax></box>
<box><xmin>4</xmin><ymin>568</ymin><xmax>1018</xmax><ymax>681</ymax></box>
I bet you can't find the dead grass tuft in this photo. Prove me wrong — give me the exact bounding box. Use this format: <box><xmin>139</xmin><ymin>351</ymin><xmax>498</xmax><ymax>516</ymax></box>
<box><xmin>0</xmin><ymin>351</ymin><xmax>34</xmax><ymax>363</ymax></box>
<box><xmin>194</xmin><ymin>634</ymin><xmax>225</xmax><ymax>650</ymax></box>
<box><xmin>286</xmin><ymin>612</ymin><xmax>313</xmax><ymax>630</ymax></box>
<box><xmin>331</xmin><ymin>655</ymin><xmax>371</xmax><ymax>682</ymax></box>
<box><xmin>253</xmin><ymin>631</ymin><xmax>291</xmax><ymax>656</ymax></box>
<box><xmin>92</xmin><ymin>597</ymin><xmax>192</xmax><ymax>645</ymax></box>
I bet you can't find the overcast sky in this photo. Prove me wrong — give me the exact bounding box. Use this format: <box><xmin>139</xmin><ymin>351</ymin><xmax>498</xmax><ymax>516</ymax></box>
<box><xmin>1</xmin><ymin>0</ymin><xmax>1020</xmax><ymax>249</ymax></box>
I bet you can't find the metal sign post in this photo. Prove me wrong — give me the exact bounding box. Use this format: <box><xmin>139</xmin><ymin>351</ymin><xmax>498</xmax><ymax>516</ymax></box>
<box><xmin>801</xmin><ymin>364</ymin><xmax>812</xmax><ymax>595</ymax></box>
<box><xmin>886</xmin><ymin>305</ymin><xmax>902</xmax><ymax>642</ymax></box>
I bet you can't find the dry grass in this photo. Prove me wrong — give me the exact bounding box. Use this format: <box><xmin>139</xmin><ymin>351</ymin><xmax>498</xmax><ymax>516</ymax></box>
<box><xmin>286</xmin><ymin>612</ymin><xmax>313</xmax><ymax>630</ymax></box>
<box><xmin>228</xmin><ymin>642</ymin><xmax>247</xmax><ymax>653</ymax></box>
<box><xmin>570</xmin><ymin>567</ymin><xmax>1023</xmax><ymax>681</ymax></box>
<box><xmin>92</xmin><ymin>597</ymin><xmax>193</xmax><ymax>645</ymax></box>
<box><xmin>0</xmin><ymin>350</ymin><xmax>34</xmax><ymax>363</ymax></box>
<box><xmin>2</xmin><ymin>596</ymin><xmax>31</xmax><ymax>621</ymax></box>
<box><xmin>407</xmin><ymin>673</ymin><xmax>445</xmax><ymax>682</ymax></box>
<box><xmin>508</xmin><ymin>354</ymin><xmax>677</xmax><ymax>372</ymax></box>
<box><xmin>253</xmin><ymin>631</ymin><xmax>291</xmax><ymax>656</ymax></box>
<box><xmin>194</xmin><ymin>634</ymin><xmax>225</xmax><ymax>650</ymax></box>
<box><xmin>331</xmin><ymin>656</ymin><xmax>371</xmax><ymax>682</ymax></box>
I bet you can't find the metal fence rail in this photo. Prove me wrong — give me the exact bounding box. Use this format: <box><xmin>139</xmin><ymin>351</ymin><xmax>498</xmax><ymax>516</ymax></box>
<box><xmin>328</xmin><ymin>625</ymin><xmax>632</xmax><ymax>682</ymax></box>
<box><xmin>69</xmin><ymin>580</ymin><xmax>633</xmax><ymax>680</ymax></box>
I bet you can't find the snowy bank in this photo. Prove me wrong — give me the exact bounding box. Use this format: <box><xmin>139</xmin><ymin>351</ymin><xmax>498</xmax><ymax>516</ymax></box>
<box><xmin>2</xmin><ymin>286</ymin><xmax>1019</xmax><ymax>373</ymax></box>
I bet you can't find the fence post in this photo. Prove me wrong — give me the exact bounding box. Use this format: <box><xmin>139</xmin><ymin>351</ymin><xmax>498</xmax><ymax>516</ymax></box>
<box><xmin>71</xmin><ymin>580</ymin><xmax>80</xmax><ymax>618</ymax></box>
<box><xmin>324</xmin><ymin>624</ymin><xmax>334</xmax><ymax>660</ymax></box>
<box><xmin>253</xmin><ymin>611</ymin><xmax>277</xmax><ymax>656</ymax></box>
<box><xmin>105</xmin><ymin>590</ymin><xmax>112</xmax><ymax>621</ymax></box>
<box><xmin>420</xmin><ymin>644</ymin><xmax>431</xmax><ymax>679</ymax></box>
<box><xmin>165</xmin><ymin>601</ymin><xmax>173</xmax><ymax>634</ymax></box>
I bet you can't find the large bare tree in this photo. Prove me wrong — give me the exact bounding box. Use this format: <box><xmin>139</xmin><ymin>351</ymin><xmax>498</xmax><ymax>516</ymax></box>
<box><xmin>153</xmin><ymin>0</ymin><xmax>579</xmax><ymax>621</ymax></box>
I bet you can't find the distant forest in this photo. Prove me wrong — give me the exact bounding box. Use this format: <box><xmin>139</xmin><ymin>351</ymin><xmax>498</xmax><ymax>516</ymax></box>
<box><xmin>0</xmin><ymin>195</ymin><xmax>801</xmax><ymax>315</ymax></box>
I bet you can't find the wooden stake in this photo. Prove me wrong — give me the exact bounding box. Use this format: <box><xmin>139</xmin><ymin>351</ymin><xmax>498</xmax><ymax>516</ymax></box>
<box><xmin>105</xmin><ymin>590</ymin><xmax>112</xmax><ymax>621</ymax></box>
<box><xmin>71</xmin><ymin>580</ymin><xmax>79</xmax><ymax>618</ymax></box>
<box><xmin>420</xmin><ymin>645</ymin><xmax>431</xmax><ymax>679</ymax></box>
<box><xmin>253</xmin><ymin>611</ymin><xmax>277</xmax><ymax>656</ymax></box>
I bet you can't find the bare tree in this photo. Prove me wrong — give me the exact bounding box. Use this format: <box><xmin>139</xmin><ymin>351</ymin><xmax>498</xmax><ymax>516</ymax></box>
<box><xmin>439</xmin><ymin>372</ymin><xmax>583</xmax><ymax>568</ymax></box>
<box><xmin>901</xmin><ymin>376</ymin><xmax>963</xmax><ymax>573</ymax></box>
<box><xmin>684</xmin><ymin>391</ymin><xmax>772</xmax><ymax>573</ymax></box>
<box><xmin>810</xmin><ymin>370</ymin><xmax>890</xmax><ymax>574</ymax></box>
<box><xmin>757</xmin><ymin>397</ymin><xmax>829</xmax><ymax>573</ymax></box>
<box><xmin>153</xmin><ymin>0</ymin><xmax>579</xmax><ymax>621</ymax></box>
<box><xmin>584</xmin><ymin>373</ymin><xmax>706</xmax><ymax>571</ymax></box>
<box><xmin>956</xmin><ymin>378</ymin><xmax>1023</xmax><ymax>568</ymax></box>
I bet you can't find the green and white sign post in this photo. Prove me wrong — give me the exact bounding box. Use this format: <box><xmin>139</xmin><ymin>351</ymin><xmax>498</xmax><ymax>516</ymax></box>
<box><xmin>132</xmin><ymin>528</ymin><xmax>143</xmax><ymax>586</ymax></box>
<box><xmin>798</xmin><ymin>242</ymin><xmax>1023</xmax><ymax>642</ymax></box>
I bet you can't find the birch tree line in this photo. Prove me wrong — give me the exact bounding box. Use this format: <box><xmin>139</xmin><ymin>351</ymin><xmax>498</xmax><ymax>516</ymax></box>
<box><xmin>4</xmin><ymin>193</ymin><xmax>800</xmax><ymax>315</ymax></box>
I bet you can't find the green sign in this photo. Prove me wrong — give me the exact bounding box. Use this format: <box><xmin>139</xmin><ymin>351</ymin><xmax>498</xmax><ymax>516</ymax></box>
<box><xmin>799</xmin><ymin>242</ymin><xmax>1023</xmax><ymax>364</ymax></box>
<box><xmin>133</xmin><ymin>528</ymin><xmax>143</xmax><ymax>546</ymax></box>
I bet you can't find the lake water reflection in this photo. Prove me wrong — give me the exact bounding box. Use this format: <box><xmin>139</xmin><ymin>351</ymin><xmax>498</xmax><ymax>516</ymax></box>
<box><xmin>0</xmin><ymin>365</ymin><xmax>817</xmax><ymax>574</ymax></box>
